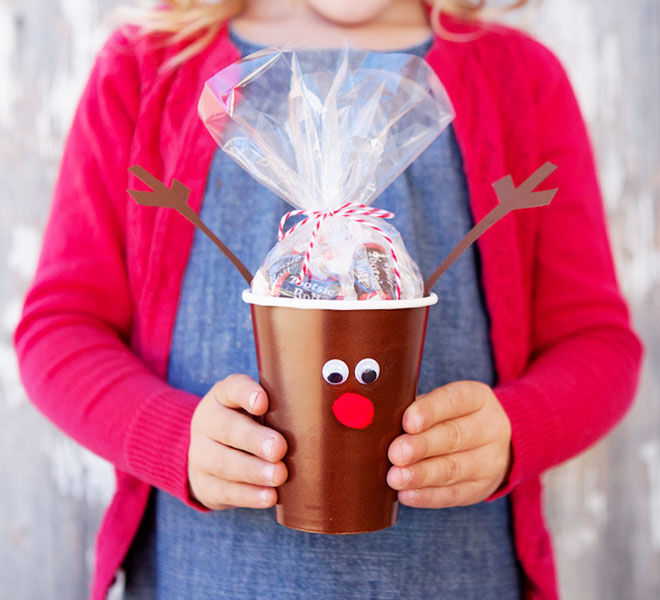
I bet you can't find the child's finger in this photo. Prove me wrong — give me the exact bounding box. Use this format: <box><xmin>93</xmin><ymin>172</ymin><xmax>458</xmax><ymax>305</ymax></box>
<box><xmin>397</xmin><ymin>480</ymin><xmax>488</xmax><ymax>509</ymax></box>
<box><xmin>402</xmin><ymin>381</ymin><xmax>488</xmax><ymax>434</ymax></box>
<box><xmin>388</xmin><ymin>414</ymin><xmax>488</xmax><ymax>467</ymax></box>
<box><xmin>196</xmin><ymin>474</ymin><xmax>278</xmax><ymax>511</ymax></box>
<box><xmin>386</xmin><ymin>445</ymin><xmax>497</xmax><ymax>491</ymax></box>
<box><xmin>199</xmin><ymin>440</ymin><xmax>288</xmax><ymax>488</ymax></box>
<box><xmin>211</xmin><ymin>374</ymin><xmax>268</xmax><ymax>415</ymax></box>
<box><xmin>206</xmin><ymin>404</ymin><xmax>287</xmax><ymax>462</ymax></box>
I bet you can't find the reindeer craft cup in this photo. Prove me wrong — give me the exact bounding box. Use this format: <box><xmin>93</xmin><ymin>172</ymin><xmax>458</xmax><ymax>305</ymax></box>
<box><xmin>243</xmin><ymin>292</ymin><xmax>437</xmax><ymax>533</ymax></box>
<box><xmin>128</xmin><ymin>47</ymin><xmax>558</xmax><ymax>534</ymax></box>
<box><xmin>130</xmin><ymin>159</ymin><xmax>557</xmax><ymax>534</ymax></box>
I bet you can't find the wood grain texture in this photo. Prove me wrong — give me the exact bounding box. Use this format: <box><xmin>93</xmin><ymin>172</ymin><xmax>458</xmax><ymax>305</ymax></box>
<box><xmin>0</xmin><ymin>1</ymin><xmax>657</xmax><ymax>598</ymax></box>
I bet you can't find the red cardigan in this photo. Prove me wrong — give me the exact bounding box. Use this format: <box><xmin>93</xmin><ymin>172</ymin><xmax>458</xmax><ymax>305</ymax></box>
<box><xmin>15</xmin><ymin>20</ymin><xmax>641</xmax><ymax>600</ymax></box>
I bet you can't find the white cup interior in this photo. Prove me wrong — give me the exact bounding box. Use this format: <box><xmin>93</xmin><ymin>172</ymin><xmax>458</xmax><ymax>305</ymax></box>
<box><xmin>242</xmin><ymin>290</ymin><xmax>438</xmax><ymax>311</ymax></box>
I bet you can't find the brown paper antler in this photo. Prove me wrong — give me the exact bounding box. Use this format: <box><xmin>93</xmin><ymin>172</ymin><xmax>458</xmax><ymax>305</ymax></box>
<box><xmin>128</xmin><ymin>165</ymin><xmax>253</xmax><ymax>285</ymax></box>
<box><xmin>424</xmin><ymin>162</ymin><xmax>558</xmax><ymax>295</ymax></box>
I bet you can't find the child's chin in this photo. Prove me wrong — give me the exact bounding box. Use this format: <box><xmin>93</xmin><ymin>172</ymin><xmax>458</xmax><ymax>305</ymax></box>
<box><xmin>305</xmin><ymin>0</ymin><xmax>395</xmax><ymax>27</ymax></box>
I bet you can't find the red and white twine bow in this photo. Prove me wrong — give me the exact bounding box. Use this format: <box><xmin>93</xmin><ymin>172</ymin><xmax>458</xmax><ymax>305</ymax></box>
<box><xmin>278</xmin><ymin>202</ymin><xmax>402</xmax><ymax>299</ymax></box>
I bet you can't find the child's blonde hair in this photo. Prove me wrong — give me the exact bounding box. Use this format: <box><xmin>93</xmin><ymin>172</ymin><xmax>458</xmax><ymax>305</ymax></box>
<box><xmin>120</xmin><ymin>0</ymin><xmax>532</xmax><ymax>68</ymax></box>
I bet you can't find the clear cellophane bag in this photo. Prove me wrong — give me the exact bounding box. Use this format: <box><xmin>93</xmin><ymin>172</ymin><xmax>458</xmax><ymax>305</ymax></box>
<box><xmin>199</xmin><ymin>47</ymin><xmax>454</xmax><ymax>299</ymax></box>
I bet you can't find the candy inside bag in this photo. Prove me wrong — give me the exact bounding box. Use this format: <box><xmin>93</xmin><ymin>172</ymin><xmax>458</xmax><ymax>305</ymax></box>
<box><xmin>251</xmin><ymin>214</ymin><xmax>423</xmax><ymax>300</ymax></box>
<box><xmin>199</xmin><ymin>47</ymin><xmax>454</xmax><ymax>299</ymax></box>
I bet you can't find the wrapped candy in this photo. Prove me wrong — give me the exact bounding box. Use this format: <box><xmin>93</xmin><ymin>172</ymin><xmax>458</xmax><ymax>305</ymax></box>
<box><xmin>250</xmin><ymin>211</ymin><xmax>421</xmax><ymax>300</ymax></box>
<box><xmin>198</xmin><ymin>47</ymin><xmax>455</xmax><ymax>299</ymax></box>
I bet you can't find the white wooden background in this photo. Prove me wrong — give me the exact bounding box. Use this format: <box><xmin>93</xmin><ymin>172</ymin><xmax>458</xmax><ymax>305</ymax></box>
<box><xmin>1</xmin><ymin>1</ymin><xmax>658</xmax><ymax>598</ymax></box>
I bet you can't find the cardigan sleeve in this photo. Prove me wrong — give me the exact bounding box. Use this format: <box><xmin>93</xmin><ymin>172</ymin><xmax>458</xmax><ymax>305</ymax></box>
<box><xmin>14</xmin><ymin>30</ymin><xmax>202</xmax><ymax>509</ymax></box>
<box><xmin>492</xmin><ymin>41</ymin><xmax>643</xmax><ymax>497</ymax></box>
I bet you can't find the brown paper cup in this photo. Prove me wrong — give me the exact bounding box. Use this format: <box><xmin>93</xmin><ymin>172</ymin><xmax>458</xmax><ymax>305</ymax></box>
<box><xmin>242</xmin><ymin>290</ymin><xmax>438</xmax><ymax>534</ymax></box>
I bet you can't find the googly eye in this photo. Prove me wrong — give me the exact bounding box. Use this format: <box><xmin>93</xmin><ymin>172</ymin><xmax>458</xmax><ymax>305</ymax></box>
<box><xmin>322</xmin><ymin>359</ymin><xmax>349</xmax><ymax>385</ymax></box>
<box><xmin>355</xmin><ymin>358</ymin><xmax>380</xmax><ymax>384</ymax></box>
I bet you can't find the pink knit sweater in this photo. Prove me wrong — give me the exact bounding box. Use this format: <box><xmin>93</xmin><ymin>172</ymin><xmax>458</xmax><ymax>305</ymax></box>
<box><xmin>15</xmin><ymin>19</ymin><xmax>641</xmax><ymax>600</ymax></box>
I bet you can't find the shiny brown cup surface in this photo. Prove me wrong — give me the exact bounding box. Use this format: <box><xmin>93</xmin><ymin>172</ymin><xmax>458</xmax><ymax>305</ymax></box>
<box><xmin>243</xmin><ymin>292</ymin><xmax>437</xmax><ymax>534</ymax></box>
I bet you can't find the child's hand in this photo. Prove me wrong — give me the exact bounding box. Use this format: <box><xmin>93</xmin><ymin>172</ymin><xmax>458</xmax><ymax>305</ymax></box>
<box><xmin>188</xmin><ymin>374</ymin><xmax>288</xmax><ymax>510</ymax></box>
<box><xmin>386</xmin><ymin>381</ymin><xmax>511</xmax><ymax>508</ymax></box>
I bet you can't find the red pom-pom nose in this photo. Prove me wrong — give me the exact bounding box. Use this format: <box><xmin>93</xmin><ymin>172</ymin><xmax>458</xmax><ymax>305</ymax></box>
<box><xmin>332</xmin><ymin>392</ymin><xmax>374</xmax><ymax>429</ymax></box>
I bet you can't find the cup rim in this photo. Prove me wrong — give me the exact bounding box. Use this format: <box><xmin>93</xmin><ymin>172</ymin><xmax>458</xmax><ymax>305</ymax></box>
<box><xmin>242</xmin><ymin>290</ymin><xmax>438</xmax><ymax>311</ymax></box>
